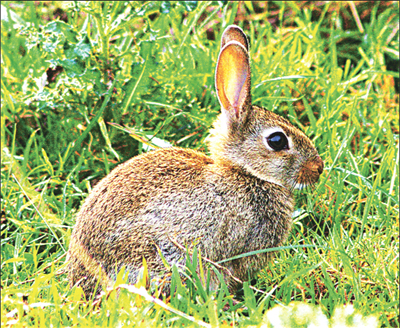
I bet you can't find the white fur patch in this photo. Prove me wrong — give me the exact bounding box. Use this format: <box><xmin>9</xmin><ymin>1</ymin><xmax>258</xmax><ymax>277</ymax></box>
<box><xmin>219</xmin><ymin>110</ymin><xmax>230</xmax><ymax>134</ymax></box>
<box><xmin>263</xmin><ymin>176</ymin><xmax>285</xmax><ymax>188</ymax></box>
<box><xmin>294</xmin><ymin>182</ymin><xmax>308</xmax><ymax>190</ymax></box>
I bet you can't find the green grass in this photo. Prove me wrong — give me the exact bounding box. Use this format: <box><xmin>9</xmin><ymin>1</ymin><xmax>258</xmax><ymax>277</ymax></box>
<box><xmin>1</xmin><ymin>1</ymin><xmax>399</xmax><ymax>327</ymax></box>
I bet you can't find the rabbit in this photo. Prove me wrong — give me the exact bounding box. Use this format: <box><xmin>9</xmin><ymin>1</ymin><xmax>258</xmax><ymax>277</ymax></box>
<box><xmin>67</xmin><ymin>25</ymin><xmax>324</xmax><ymax>298</ymax></box>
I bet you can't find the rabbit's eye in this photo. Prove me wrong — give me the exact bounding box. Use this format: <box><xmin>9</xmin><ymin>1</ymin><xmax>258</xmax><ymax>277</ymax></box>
<box><xmin>266</xmin><ymin>132</ymin><xmax>289</xmax><ymax>151</ymax></box>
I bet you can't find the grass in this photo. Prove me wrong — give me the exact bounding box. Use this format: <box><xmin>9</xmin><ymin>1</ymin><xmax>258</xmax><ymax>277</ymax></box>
<box><xmin>1</xmin><ymin>1</ymin><xmax>399</xmax><ymax>327</ymax></box>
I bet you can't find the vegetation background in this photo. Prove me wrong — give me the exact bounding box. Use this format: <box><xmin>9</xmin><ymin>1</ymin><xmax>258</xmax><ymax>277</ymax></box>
<box><xmin>1</xmin><ymin>1</ymin><xmax>399</xmax><ymax>327</ymax></box>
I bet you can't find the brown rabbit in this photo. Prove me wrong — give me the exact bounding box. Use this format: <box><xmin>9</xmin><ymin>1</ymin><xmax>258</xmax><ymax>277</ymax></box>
<box><xmin>67</xmin><ymin>25</ymin><xmax>324</xmax><ymax>298</ymax></box>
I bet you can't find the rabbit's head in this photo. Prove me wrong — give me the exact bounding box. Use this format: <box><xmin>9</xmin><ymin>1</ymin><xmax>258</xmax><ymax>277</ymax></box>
<box><xmin>209</xmin><ymin>25</ymin><xmax>323</xmax><ymax>190</ymax></box>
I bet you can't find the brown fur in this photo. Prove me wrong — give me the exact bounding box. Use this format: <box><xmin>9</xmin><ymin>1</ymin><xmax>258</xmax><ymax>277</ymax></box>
<box><xmin>67</xmin><ymin>25</ymin><xmax>323</xmax><ymax>297</ymax></box>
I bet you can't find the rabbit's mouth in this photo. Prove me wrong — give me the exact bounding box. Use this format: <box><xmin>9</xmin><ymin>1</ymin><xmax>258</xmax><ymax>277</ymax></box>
<box><xmin>295</xmin><ymin>155</ymin><xmax>324</xmax><ymax>189</ymax></box>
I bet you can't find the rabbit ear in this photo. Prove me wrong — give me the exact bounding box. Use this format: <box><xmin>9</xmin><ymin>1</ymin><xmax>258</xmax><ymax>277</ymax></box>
<box><xmin>221</xmin><ymin>25</ymin><xmax>249</xmax><ymax>51</ymax></box>
<box><xmin>215</xmin><ymin>41</ymin><xmax>251</xmax><ymax>120</ymax></box>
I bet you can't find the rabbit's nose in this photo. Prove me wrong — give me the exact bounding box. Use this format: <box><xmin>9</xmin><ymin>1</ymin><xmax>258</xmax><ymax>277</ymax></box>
<box><xmin>315</xmin><ymin>155</ymin><xmax>324</xmax><ymax>174</ymax></box>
